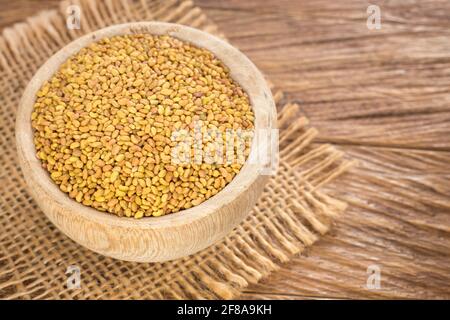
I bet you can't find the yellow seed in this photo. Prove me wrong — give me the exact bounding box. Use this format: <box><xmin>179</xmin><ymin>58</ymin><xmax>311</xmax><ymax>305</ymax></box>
<box><xmin>118</xmin><ymin>98</ymin><xmax>128</xmax><ymax>106</ymax></box>
<box><xmin>134</xmin><ymin>211</ymin><xmax>144</xmax><ymax>219</ymax></box>
<box><xmin>160</xmin><ymin>88</ymin><xmax>172</xmax><ymax>96</ymax></box>
<box><xmin>105</xmin><ymin>125</ymin><xmax>115</xmax><ymax>132</ymax></box>
<box><xmin>75</xmin><ymin>192</ymin><xmax>83</xmax><ymax>202</ymax></box>
<box><xmin>70</xmin><ymin>142</ymin><xmax>80</xmax><ymax>149</ymax></box>
<box><xmin>115</xmin><ymin>154</ymin><xmax>125</xmax><ymax>162</ymax></box>
<box><xmin>116</xmin><ymin>190</ymin><xmax>126</xmax><ymax>197</ymax></box>
<box><xmin>95</xmin><ymin>196</ymin><xmax>105</xmax><ymax>202</ymax></box>
<box><xmin>116</xmin><ymin>110</ymin><xmax>126</xmax><ymax>118</ymax></box>
<box><xmin>153</xmin><ymin>209</ymin><xmax>164</xmax><ymax>217</ymax></box>
<box><xmin>51</xmin><ymin>171</ymin><xmax>62</xmax><ymax>179</ymax></box>
<box><xmin>110</xmin><ymin>171</ymin><xmax>119</xmax><ymax>182</ymax></box>
<box><xmin>133</xmin><ymin>79</ymin><xmax>144</xmax><ymax>87</ymax></box>
<box><xmin>158</xmin><ymin>169</ymin><xmax>167</xmax><ymax>178</ymax></box>
<box><xmin>32</xmin><ymin>33</ymin><xmax>254</xmax><ymax>219</ymax></box>
<box><xmin>191</xmin><ymin>198</ymin><xmax>204</xmax><ymax>206</ymax></box>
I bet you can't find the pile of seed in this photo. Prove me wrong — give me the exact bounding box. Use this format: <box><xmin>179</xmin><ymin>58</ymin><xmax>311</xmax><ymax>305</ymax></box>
<box><xmin>32</xmin><ymin>34</ymin><xmax>254</xmax><ymax>218</ymax></box>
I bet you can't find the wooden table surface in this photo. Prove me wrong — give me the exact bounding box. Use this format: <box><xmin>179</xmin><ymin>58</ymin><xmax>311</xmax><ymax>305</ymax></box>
<box><xmin>2</xmin><ymin>0</ymin><xmax>449</xmax><ymax>299</ymax></box>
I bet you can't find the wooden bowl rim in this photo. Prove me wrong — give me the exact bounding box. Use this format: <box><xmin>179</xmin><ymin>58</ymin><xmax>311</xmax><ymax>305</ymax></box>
<box><xmin>16</xmin><ymin>22</ymin><xmax>276</xmax><ymax>229</ymax></box>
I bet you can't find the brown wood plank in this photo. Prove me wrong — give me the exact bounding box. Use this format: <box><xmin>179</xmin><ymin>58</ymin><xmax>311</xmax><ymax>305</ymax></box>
<box><xmin>197</xmin><ymin>0</ymin><xmax>450</xmax><ymax>149</ymax></box>
<box><xmin>0</xmin><ymin>0</ymin><xmax>60</xmax><ymax>29</ymax></box>
<box><xmin>244</xmin><ymin>146</ymin><xmax>450</xmax><ymax>299</ymax></box>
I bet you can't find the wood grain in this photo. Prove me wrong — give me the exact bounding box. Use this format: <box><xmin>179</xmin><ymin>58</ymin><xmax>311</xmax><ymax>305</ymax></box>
<box><xmin>2</xmin><ymin>0</ymin><xmax>450</xmax><ymax>299</ymax></box>
<box><xmin>248</xmin><ymin>146</ymin><xmax>450</xmax><ymax>299</ymax></box>
<box><xmin>194</xmin><ymin>0</ymin><xmax>450</xmax><ymax>300</ymax></box>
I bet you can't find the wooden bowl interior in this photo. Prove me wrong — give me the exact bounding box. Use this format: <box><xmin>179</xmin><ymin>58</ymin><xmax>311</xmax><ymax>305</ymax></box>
<box><xmin>16</xmin><ymin>22</ymin><xmax>276</xmax><ymax>229</ymax></box>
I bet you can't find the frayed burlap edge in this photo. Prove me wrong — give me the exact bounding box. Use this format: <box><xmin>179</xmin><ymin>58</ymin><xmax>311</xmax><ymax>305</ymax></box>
<box><xmin>0</xmin><ymin>0</ymin><xmax>355</xmax><ymax>299</ymax></box>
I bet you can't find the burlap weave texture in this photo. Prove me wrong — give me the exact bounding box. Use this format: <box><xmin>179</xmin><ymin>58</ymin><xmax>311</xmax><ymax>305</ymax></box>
<box><xmin>0</xmin><ymin>0</ymin><xmax>353</xmax><ymax>299</ymax></box>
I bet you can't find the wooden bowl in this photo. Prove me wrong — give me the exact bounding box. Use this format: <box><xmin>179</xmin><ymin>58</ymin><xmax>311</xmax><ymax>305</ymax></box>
<box><xmin>15</xmin><ymin>22</ymin><xmax>276</xmax><ymax>262</ymax></box>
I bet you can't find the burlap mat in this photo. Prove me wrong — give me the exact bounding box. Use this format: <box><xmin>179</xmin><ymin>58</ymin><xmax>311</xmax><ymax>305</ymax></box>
<box><xmin>0</xmin><ymin>0</ymin><xmax>354</xmax><ymax>299</ymax></box>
